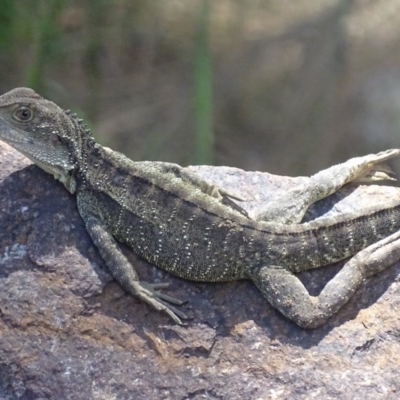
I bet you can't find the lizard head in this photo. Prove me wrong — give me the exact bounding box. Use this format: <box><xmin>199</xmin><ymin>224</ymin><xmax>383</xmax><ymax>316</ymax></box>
<box><xmin>0</xmin><ymin>87</ymin><xmax>92</xmax><ymax>193</ymax></box>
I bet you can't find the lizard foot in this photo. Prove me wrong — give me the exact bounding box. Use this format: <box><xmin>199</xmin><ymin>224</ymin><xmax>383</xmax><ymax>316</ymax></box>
<box><xmin>355</xmin><ymin>149</ymin><xmax>400</xmax><ymax>183</ymax></box>
<box><xmin>134</xmin><ymin>281</ymin><xmax>188</xmax><ymax>324</ymax></box>
<box><xmin>206</xmin><ymin>185</ymin><xmax>250</xmax><ymax>218</ymax></box>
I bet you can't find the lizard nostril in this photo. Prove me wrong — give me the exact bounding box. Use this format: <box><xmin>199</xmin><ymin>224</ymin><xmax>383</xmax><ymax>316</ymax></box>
<box><xmin>51</xmin><ymin>133</ymin><xmax>60</xmax><ymax>144</ymax></box>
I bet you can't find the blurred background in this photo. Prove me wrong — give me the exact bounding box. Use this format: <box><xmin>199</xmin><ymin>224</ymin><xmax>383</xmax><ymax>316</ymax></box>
<box><xmin>1</xmin><ymin>0</ymin><xmax>400</xmax><ymax>176</ymax></box>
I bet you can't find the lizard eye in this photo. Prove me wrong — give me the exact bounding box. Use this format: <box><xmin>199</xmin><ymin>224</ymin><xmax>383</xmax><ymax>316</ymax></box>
<box><xmin>13</xmin><ymin>106</ymin><xmax>33</xmax><ymax>122</ymax></box>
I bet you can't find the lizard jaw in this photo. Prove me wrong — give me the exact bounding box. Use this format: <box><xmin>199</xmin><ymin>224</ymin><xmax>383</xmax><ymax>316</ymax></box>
<box><xmin>0</xmin><ymin>117</ymin><xmax>77</xmax><ymax>193</ymax></box>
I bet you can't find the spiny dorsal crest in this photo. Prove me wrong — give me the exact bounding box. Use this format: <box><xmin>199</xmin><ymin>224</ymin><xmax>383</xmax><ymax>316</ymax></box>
<box><xmin>64</xmin><ymin>108</ymin><xmax>92</xmax><ymax>137</ymax></box>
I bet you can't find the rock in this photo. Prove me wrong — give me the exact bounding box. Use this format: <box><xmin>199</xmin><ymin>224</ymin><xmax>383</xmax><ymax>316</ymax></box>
<box><xmin>0</xmin><ymin>142</ymin><xmax>400</xmax><ymax>399</ymax></box>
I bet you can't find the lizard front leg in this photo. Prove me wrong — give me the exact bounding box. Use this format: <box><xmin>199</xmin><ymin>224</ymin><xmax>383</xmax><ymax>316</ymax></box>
<box><xmin>77</xmin><ymin>192</ymin><xmax>187</xmax><ymax>324</ymax></box>
<box><xmin>253</xmin><ymin>149</ymin><xmax>400</xmax><ymax>224</ymax></box>
<box><xmin>252</xmin><ymin>229</ymin><xmax>400</xmax><ymax>328</ymax></box>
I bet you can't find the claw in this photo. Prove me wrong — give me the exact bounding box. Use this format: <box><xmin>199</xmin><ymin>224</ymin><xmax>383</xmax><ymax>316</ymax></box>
<box><xmin>355</xmin><ymin>163</ymin><xmax>396</xmax><ymax>183</ymax></box>
<box><xmin>136</xmin><ymin>281</ymin><xmax>189</xmax><ymax>324</ymax></box>
<box><xmin>352</xmin><ymin>149</ymin><xmax>400</xmax><ymax>184</ymax></box>
<box><xmin>157</xmin><ymin>291</ymin><xmax>186</xmax><ymax>305</ymax></box>
<box><xmin>150</xmin><ymin>282</ymin><xmax>171</xmax><ymax>290</ymax></box>
<box><xmin>218</xmin><ymin>187</ymin><xmax>246</xmax><ymax>202</ymax></box>
<box><xmin>221</xmin><ymin>196</ymin><xmax>250</xmax><ymax>218</ymax></box>
<box><xmin>374</xmin><ymin>149</ymin><xmax>400</xmax><ymax>160</ymax></box>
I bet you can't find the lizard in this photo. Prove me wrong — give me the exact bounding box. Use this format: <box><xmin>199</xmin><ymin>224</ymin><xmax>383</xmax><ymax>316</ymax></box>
<box><xmin>1</xmin><ymin>88</ymin><xmax>400</xmax><ymax>329</ymax></box>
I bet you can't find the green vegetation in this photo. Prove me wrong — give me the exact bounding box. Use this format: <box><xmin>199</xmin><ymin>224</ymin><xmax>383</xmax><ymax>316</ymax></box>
<box><xmin>0</xmin><ymin>1</ymin><xmax>216</xmax><ymax>164</ymax></box>
<box><xmin>25</xmin><ymin>0</ymin><xmax>64</xmax><ymax>91</ymax></box>
<box><xmin>0</xmin><ymin>0</ymin><xmax>14</xmax><ymax>48</ymax></box>
<box><xmin>0</xmin><ymin>1</ymin><xmax>384</xmax><ymax>176</ymax></box>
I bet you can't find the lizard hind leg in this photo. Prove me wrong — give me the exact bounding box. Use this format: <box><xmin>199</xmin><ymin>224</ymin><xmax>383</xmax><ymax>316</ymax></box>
<box><xmin>253</xmin><ymin>149</ymin><xmax>400</xmax><ymax>224</ymax></box>
<box><xmin>253</xmin><ymin>229</ymin><xmax>400</xmax><ymax>328</ymax></box>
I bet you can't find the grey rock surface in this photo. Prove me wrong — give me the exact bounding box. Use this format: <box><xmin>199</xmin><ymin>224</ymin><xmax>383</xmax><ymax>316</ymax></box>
<box><xmin>1</xmin><ymin>142</ymin><xmax>400</xmax><ymax>399</ymax></box>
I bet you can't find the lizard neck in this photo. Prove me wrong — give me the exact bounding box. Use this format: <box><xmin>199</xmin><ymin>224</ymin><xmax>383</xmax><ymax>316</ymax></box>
<box><xmin>50</xmin><ymin>123</ymin><xmax>97</xmax><ymax>195</ymax></box>
<box><xmin>73</xmin><ymin>136</ymin><xmax>105</xmax><ymax>194</ymax></box>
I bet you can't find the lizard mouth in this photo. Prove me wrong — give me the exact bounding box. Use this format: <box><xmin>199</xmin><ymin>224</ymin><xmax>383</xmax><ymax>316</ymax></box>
<box><xmin>0</xmin><ymin>118</ymin><xmax>76</xmax><ymax>183</ymax></box>
<box><xmin>0</xmin><ymin>118</ymin><xmax>35</xmax><ymax>147</ymax></box>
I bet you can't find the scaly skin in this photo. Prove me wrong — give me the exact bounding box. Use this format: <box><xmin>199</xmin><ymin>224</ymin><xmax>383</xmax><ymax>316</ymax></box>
<box><xmin>1</xmin><ymin>87</ymin><xmax>400</xmax><ymax>328</ymax></box>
